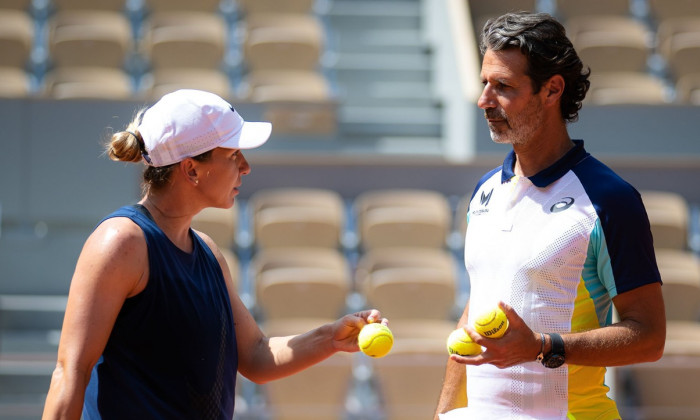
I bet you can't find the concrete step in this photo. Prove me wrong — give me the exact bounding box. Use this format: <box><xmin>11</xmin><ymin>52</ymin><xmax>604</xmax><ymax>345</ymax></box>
<box><xmin>338</xmin><ymin>105</ymin><xmax>442</xmax><ymax>137</ymax></box>
<box><xmin>337</xmin><ymin>81</ymin><xmax>437</xmax><ymax>106</ymax></box>
<box><xmin>325</xmin><ymin>0</ymin><xmax>421</xmax><ymax>31</ymax></box>
<box><xmin>329</xmin><ymin>29</ymin><xmax>427</xmax><ymax>54</ymax></box>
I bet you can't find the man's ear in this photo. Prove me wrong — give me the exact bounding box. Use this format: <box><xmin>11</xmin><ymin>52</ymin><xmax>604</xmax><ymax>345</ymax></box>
<box><xmin>544</xmin><ymin>74</ymin><xmax>565</xmax><ymax>106</ymax></box>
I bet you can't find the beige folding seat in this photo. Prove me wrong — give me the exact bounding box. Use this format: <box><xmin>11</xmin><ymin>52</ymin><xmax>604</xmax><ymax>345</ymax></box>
<box><xmin>372</xmin><ymin>320</ymin><xmax>454</xmax><ymax>420</ymax></box>
<box><xmin>657</xmin><ymin>17</ymin><xmax>700</xmax><ymax>80</ymax></box>
<box><xmin>243</xmin><ymin>13</ymin><xmax>323</xmax><ymax>72</ymax></box>
<box><xmin>556</xmin><ymin>0</ymin><xmax>630</xmax><ymax>20</ymax></box>
<box><xmin>52</xmin><ymin>0</ymin><xmax>125</xmax><ymax>11</ymax></box>
<box><xmin>356</xmin><ymin>247</ymin><xmax>457</xmax><ymax>320</ymax></box>
<box><xmin>237</xmin><ymin>0</ymin><xmax>315</xmax><ymax>16</ymax></box>
<box><xmin>243</xmin><ymin>70</ymin><xmax>331</xmax><ymax>102</ymax></box>
<box><xmin>617</xmin><ymin>321</ymin><xmax>700</xmax><ymax>420</ymax></box>
<box><xmin>586</xmin><ymin>72</ymin><xmax>668</xmax><ymax>105</ymax></box>
<box><xmin>260</xmin><ymin>318</ymin><xmax>353</xmax><ymax>420</ymax></box>
<box><xmin>648</xmin><ymin>0</ymin><xmax>700</xmax><ymax>22</ymax></box>
<box><xmin>253</xmin><ymin>248</ymin><xmax>350</xmax><ymax>319</ymax></box>
<box><xmin>0</xmin><ymin>67</ymin><xmax>31</xmax><ymax>98</ymax></box>
<box><xmin>144</xmin><ymin>0</ymin><xmax>222</xmax><ymax>13</ymax></box>
<box><xmin>2</xmin><ymin>0</ymin><xmax>32</xmax><ymax>10</ymax></box>
<box><xmin>0</xmin><ymin>9</ymin><xmax>34</xmax><ymax>69</ymax></box>
<box><xmin>355</xmin><ymin>189</ymin><xmax>451</xmax><ymax>250</ymax></box>
<box><xmin>640</xmin><ymin>190</ymin><xmax>689</xmax><ymax>250</ymax></box>
<box><xmin>243</xmin><ymin>69</ymin><xmax>336</xmax><ymax>135</ymax></box>
<box><xmin>676</xmin><ymin>72</ymin><xmax>700</xmax><ymax>105</ymax></box>
<box><xmin>142</xmin><ymin>68</ymin><xmax>232</xmax><ymax>102</ymax></box>
<box><xmin>566</xmin><ymin>16</ymin><xmax>650</xmax><ymax>73</ymax></box>
<box><xmin>250</xmin><ymin>188</ymin><xmax>345</xmax><ymax>249</ymax></box>
<box><xmin>143</xmin><ymin>12</ymin><xmax>226</xmax><ymax>70</ymax></box>
<box><xmin>48</xmin><ymin>11</ymin><xmax>132</xmax><ymax>68</ymax></box>
<box><xmin>656</xmin><ymin>249</ymin><xmax>700</xmax><ymax>322</ymax></box>
<box><xmin>43</xmin><ymin>67</ymin><xmax>132</xmax><ymax>99</ymax></box>
<box><xmin>191</xmin><ymin>206</ymin><xmax>238</xmax><ymax>250</ymax></box>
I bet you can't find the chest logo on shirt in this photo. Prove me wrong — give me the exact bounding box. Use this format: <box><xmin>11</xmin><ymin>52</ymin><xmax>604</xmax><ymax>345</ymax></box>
<box><xmin>480</xmin><ymin>188</ymin><xmax>493</xmax><ymax>206</ymax></box>
<box><xmin>550</xmin><ymin>197</ymin><xmax>575</xmax><ymax>213</ymax></box>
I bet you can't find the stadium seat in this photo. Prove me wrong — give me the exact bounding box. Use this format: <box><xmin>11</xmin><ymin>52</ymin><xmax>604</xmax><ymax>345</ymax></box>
<box><xmin>566</xmin><ymin>16</ymin><xmax>650</xmax><ymax>73</ymax></box>
<box><xmin>2</xmin><ymin>0</ymin><xmax>32</xmax><ymax>10</ymax></box>
<box><xmin>142</xmin><ymin>12</ymin><xmax>226</xmax><ymax>70</ymax></box>
<box><xmin>243</xmin><ymin>69</ymin><xmax>331</xmax><ymax>103</ymax></box>
<box><xmin>556</xmin><ymin>0</ymin><xmax>630</xmax><ymax>20</ymax></box>
<box><xmin>243</xmin><ymin>13</ymin><xmax>323</xmax><ymax>72</ymax></box>
<box><xmin>260</xmin><ymin>318</ymin><xmax>354</xmax><ymax>420</ymax></box>
<box><xmin>236</xmin><ymin>0</ymin><xmax>315</xmax><ymax>16</ymax></box>
<box><xmin>0</xmin><ymin>9</ymin><xmax>34</xmax><ymax>69</ymax></box>
<box><xmin>676</xmin><ymin>72</ymin><xmax>700</xmax><ymax>104</ymax></box>
<box><xmin>354</xmin><ymin>189</ymin><xmax>451</xmax><ymax>250</ymax></box>
<box><xmin>0</xmin><ymin>67</ymin><xmax>31</xmax><ymax>98</ymax></box>
<box><xmin>43</xmin><ymin>67</ymin><xmax>132</xmax><ymax>99</ymax></box>
<box><xmin>648</xmin><ymin>0</ymin><xmax>700</xmax><ymax>22</ymax></box>
<box><xmin>371</xmin><ymin>320</ymin><xmax>454</xmax><ymax>420</ymax></box>
<box><xmin>253</xmin><ymin>247</ymin><xmax>350</xmax><ymax>319</ymax></box>
<box><xmin>617</xmin><ymin>321</ymin><xmax>700</xmax><ymax>420</ymax></box>
<box><xmin>640</xmin><ymin>190</ymin><xmax>689</xmax><ymax>250</ymax></box>
<box><xmin>144</xmin><ymin>0</ymin><xmax>222</xmax><ymax>13</ymax></box>
<box><xmin>250</xmin><ymin>188</ymin><xmax>345</xmax><ymax>249</ymax></box>
<box><xmin>48</xmin><ymin>11</ymin><xmax>132</xmax><ymax>68</ymax></box>
<box><xmin>355</xmin><ymin>247</ymin><xmax>457</xmax><ymax>320</ymax></box>
<box><xmin>586</xmin><ymin>72</ymin><xmax>668</xmax><ymax>105</ymax></box>
<box><xmin>657</xmin><ymin>17</ymin><xmax>700</xmax><ymax>80</ymax></box>
<box><xmin>242</xmin><ymin>69</ymin><xmax>337</xmax><ymax>135</ymax></box>
<box><xmin>142</xmin><ymin>68</ymin><xmax>232</xmax><ymax>102</ymax></box>
<box><xmin>52</xmin><ymin>0</ymin><xmax>125</xmax><ymax>11</ymax></box>
<box><xmin>191</xmin><ymin>205</ymin><xmax>238</xmax><ymax>250</ymax></box>
<box><xmin>655</xmin><ymin>249</ymin><xmax>700</xmax><ymax>322</ymax></box>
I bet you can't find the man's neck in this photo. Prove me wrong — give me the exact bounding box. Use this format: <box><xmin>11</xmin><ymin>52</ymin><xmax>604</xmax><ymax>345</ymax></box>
<box><xmin>512</xmin><ymin>130</ymin><xmax>574</xmax><ymax>178</ymax></box>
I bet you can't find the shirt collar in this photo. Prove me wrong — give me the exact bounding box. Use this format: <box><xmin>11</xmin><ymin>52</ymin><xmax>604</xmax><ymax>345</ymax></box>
<box><xmin>501</xmin><ymin>140</ymin><xmax>589</xmax><ymax>187</ymax></box>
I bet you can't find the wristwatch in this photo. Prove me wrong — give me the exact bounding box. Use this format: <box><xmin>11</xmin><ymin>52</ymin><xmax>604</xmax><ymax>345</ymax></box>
<box><xmin>541</xmin><ymin>333</ymin><xmax>566</xmax><ymax>368</ymax></box>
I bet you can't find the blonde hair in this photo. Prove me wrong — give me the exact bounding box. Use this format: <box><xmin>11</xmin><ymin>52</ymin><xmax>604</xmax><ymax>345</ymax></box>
<box><xmin>106</xmin><ymin>108</ymin><xmax>147</xmax><ymax>163</ymax></box>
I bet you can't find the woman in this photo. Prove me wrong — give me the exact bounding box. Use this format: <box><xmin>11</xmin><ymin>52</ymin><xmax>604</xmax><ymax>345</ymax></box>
<box><xmin>42</xmin><ymin>89</ymin><xmax>386</xmax><ymax>419</ymax></box>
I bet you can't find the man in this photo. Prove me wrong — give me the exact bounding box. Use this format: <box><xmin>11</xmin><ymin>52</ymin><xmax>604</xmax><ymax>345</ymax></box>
<box><xmin>435</xmin><ymin>12</ymin><xmax>665</xmax><ymax>419</ymax></box>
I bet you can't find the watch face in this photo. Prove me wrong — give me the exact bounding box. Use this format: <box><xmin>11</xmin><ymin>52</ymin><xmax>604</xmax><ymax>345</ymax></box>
<box><xmin>543</xmin><ymin>354</ymin><xmax>566</xmax><ymax>368</ymax></box>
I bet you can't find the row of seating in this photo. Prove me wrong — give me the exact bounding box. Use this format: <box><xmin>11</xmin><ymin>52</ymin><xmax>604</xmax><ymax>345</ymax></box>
<box><xmin>193</xmin><ymin>188</ymin><xmax>694</xmax><ymax>253</ymax></box>
<box><xmin>191</xmin><ymin>188</ymin><xmax>700</xmax><ymax>328</ymax></box>
<box><xmin>0</xmin><ymin>1</ymin><xmax>337</xmax><ymax>135</ymax></box>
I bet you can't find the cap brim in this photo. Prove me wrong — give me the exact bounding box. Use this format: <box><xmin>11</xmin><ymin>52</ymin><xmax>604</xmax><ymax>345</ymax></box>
<box><xmin>221</xmin><ymin>121</ymin><xmax>272</xmax><ymax>150</ymax></box>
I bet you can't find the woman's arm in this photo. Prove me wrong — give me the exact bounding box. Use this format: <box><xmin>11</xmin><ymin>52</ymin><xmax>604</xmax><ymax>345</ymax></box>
<box><xmin>203</xmin><ymin>235</ymin><xmax>383</xmax><ymax>384</ymax></box>
<box><xmin>43</xmin><ymin>218</ymin><xmax>147</xmax><ymax>420</ymax></box>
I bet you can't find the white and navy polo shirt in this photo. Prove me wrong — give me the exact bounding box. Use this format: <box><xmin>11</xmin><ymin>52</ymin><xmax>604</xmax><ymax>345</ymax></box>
<box><xmin>463</xmin><ymin>140</ymin><xmax>661</xmax><ymax>419</ymax></box>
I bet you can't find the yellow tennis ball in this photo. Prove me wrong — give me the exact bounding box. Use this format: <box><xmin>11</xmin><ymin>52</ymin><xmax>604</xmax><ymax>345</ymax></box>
<box><xmin>474</xmin><ymin>307</ymin><xmax>509</xmax><ymax>338</ymax></box>
<box><xmin>446</xmin><ymin>328</ymin><xmax>482</xmax><ymax>356</ymax></box>
<box><xmin>358</xmin><ymin>323</ymin><xmax>393</xmax><ymax>358</ymax></box>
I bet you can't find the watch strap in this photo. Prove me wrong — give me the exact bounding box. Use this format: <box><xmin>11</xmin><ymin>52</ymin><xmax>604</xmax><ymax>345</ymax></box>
<box><xmin>535</xmin><ymin>333</ymin><xmax>545</xmax><ymax>362</ymax></box>
<box><xmin>549</xmin><ymin>333</ymin><xmax>565</xmax><ymax>357</ymax></box>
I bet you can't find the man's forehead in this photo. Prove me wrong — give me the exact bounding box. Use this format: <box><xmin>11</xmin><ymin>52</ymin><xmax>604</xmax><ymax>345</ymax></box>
<box><xmin>480</xmin><ymin>48</ymin><xmax>529</xmax><ymax>79</ymax></box>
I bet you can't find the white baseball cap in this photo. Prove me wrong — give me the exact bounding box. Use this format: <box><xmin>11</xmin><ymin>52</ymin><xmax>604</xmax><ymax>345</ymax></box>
<box><xmin>137</xmin><ymin>89</ymin><xmax>272</xmax><ymax>167</ymax></box>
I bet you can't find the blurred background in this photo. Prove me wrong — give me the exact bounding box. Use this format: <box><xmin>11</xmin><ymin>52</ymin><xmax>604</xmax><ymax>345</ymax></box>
<box><xmin>1</xmin><ymin>0</ymin><xmax>699</xmax><ymax>418</ymax></box>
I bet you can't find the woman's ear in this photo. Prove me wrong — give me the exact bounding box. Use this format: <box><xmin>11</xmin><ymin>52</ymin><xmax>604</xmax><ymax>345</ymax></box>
<box><xmin>179</xmin><ymin>158</ymin><xmax>200</xmax><ymax>186</ymax></box>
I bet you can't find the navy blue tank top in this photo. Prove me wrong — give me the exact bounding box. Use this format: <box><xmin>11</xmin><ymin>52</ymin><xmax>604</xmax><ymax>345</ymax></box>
<box><xmin>83</xmin><ymin>205</ymin><xmax>238</xmax><ymax>419</ymax></box>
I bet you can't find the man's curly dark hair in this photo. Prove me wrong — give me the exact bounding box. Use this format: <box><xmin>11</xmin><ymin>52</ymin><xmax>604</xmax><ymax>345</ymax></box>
<box><xmin>480</xmin><ymin>12</ymin><xmax>590</xmax><ymax>123</ymax></box>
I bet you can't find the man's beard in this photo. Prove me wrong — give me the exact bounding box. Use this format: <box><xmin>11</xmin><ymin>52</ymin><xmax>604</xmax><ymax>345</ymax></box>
<box><xmin>486</xmin><ymin>98</ymin><xmax>544</xmax><ymax>146</ymax></box>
